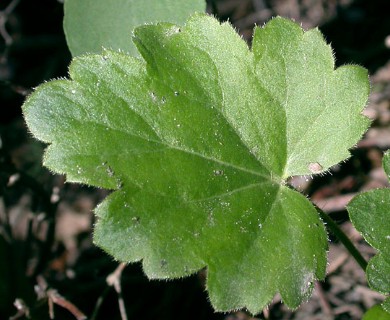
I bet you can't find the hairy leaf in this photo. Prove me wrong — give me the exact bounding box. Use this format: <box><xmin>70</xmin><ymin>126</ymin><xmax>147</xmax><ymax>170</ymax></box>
<box><xmin>64</xmin><ymin>0</ymin><xmax>205</xmax><ymax>56</ymax></box>
<box><xmin>348</xmin><ymin>151</ymin><xmax>390</xmax><ymax>312</ymax></box>
<box><xmin>23</xmin><ymin>14</ymin><xmax>370</xmax><ymax>313</ymax></box>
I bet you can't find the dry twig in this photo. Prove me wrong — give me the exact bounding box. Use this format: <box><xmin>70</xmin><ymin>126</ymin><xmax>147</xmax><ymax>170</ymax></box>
<box><xmin>36</xmin><ymin>276</ymin><xmax>87</xmax><ymax>320</ymax></box>
<box><xmin>106</xmin><ymin>263</ymin><xmax>128</xmax><ymax>320</ymax></box>
<box><xmin>0</xmin><ymin>0</ymin><xmax>21</xmax><ymax>61</ymax></box>
<box><xmin>91</xmin><ymin>263</ymin><xmax>128</xmax><ymax>320</ymax></box>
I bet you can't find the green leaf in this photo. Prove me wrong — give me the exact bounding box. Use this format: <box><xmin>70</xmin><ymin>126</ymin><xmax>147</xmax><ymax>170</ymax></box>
<box><xmin>384</xmin><ymin>299</ymin><xmax>390</xmax><ymax>313</ymax></box>
<box><xmin>363</xmin><ymin>304</ymin><xmax>390</xmax><ymax>320</ymax></box>
<box><xmin>348</xmin><ymin>151</ymin><xmax>390</xmax><ymax>312</ymax></box>
<box><xmin>23</xmin><ymin>14</ymin><xmax>370</xmax><ymax>313</ymax></box>
<box><xmin>63</xmin><ymin>0</ymin><xmax>205</xmax><ymax>57</ymax></box>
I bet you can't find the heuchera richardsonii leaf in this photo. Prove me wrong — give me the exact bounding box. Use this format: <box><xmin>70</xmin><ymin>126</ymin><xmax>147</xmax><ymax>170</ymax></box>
<box><xmin>348</xmin><ymin>151</ymin><xmax>390</xmax><ymax>313</ymax></box>
<box><xmin>63</xmin><ymin>0</ymin><xmax>205</xmax><ymax>57</ymax></box>
<box><xmin>22</xmin><ymin>14</ymin><xmax>370</xmax><ymax>313</ymax></box>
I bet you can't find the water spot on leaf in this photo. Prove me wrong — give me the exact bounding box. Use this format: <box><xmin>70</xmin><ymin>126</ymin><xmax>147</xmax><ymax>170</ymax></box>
<box><xmin>71</xmin><ymin>89</ymin><xmax>76</xmax><ymax>94</ymax></box>
<box><xmin>106</xmin><ymin>166</ymin><xmax>114</xmax><ymax>177</ymax></box>
<box><xmin>132</xmin><ymin>216</ymin><xmax>140</xmax><ymax>224</ymax></box>
<box><xmin>208</xmin><ymin>211</ymin><xmax>215</xmax><ymax>226</ymax></box>
<box><xmin>161</xmin><ymin>97</ymin><xmax>166</xmax><ymax>104</ymax></box>
<box><xmin>116</xmin><ymin>179</ymin><xmax>123</xmax><ymax>189</ymax></box>
<box><xmin>220</xmin><ymin>201</ymin><xmax>230</xmax><ymax>208</ymax></box>
<box><xmin>240</xmin><ymin>227</ymin><xmax>248</xmax><ymax>233</ymax></box>
<box><xmin>308</xmin><ymin>162</ymin><xmax>323</xmax><ymax>173</ymax></box>
<box><xmin>299</xmin><ymin>272</ymin><xmax>314</xmax><ymax>295</ymax></box>
<box><xmin>213</xmin><ymin>169</ymin><xmax>224</xmax><ymax>176</ymax></box>
<box><xmin>174</xmin><ymin>91</ymin><xmax>179</xmax><ymax>96</ymax></box>
<box><xmin>165</xmin><ymin>26</ymin><xmax>181</xmax><ymax>36</ymax></box>
<box><xmin>160</xmin><ymin>259</ymin><xmax>167</xmax><ymax>268</ymax></box>
<box><xmin>150</xmin><ymin>92</ymin><xmax>157</xmax><ymax>102</ymax></box>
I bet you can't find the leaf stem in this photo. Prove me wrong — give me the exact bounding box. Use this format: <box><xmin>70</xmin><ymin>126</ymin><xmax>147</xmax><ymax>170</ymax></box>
<box><xmin>317</xmin><ymin>208</ymin><xmax>368</xmax><ymax>271</ymax></box>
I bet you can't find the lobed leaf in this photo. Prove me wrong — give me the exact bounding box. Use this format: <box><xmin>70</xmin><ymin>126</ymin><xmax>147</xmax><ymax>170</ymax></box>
<box><xmin>348</xmin><ymin>151</ymin><xmax>390</xmax><ymax>313</ymax></box>
<box><xmin>23</xmin><ymin>14</ymin><xmax>370</xmax><ymax>313</ymax></box>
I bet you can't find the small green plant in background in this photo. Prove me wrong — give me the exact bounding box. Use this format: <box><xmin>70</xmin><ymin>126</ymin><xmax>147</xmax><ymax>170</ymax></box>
<box><xmin>348</xmin><ymin>151</ymin><xmax>390</xmax><ymax>315</ymax></box>
<box><xmin>21</xmin><ymin>1</ymin><xmax>389</xmax><ymax>317</ymax></box>
<box><xmin>63</xmin><ymin>0</ymin><xmax>206</xmax><ymax>56</ymax></box>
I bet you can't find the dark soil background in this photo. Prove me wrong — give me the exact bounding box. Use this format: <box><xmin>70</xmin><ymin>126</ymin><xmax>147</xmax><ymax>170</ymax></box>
<box><xmin>1</xmin><ymin>0</ymin><xmax>390</xmax><ymax>319</ymax></box>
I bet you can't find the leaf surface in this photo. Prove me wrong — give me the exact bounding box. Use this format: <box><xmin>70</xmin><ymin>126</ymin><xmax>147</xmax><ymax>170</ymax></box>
<box><xmin>63</xmin><ymin>0</ymin><xmax>205</xmax><ymax>56</ymax></box>
<box><xmin>348</xmin><ymin>151</ymin><xmax>390</xmax><ymax>312</ymax></box>
<box><xmin>23</xmin><ymin>14</ymin><xmax>370</xmax><ymax>313</ymax></box>
<box><xmin>363</xmin><ymin>304</ymin><xmax>390</xmax><ymax>320</ymax></box>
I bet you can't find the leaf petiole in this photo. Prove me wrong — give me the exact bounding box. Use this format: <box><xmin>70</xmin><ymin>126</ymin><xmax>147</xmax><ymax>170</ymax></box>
<box><xmin>317</xmin><ymin>208</ymin><xmax>368</xmax><ymax>271</ymax></box>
